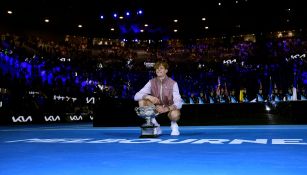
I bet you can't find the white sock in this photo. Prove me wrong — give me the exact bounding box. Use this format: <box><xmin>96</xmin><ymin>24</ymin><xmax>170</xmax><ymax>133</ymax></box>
<box><xmin>171</xmin><ymin>121</ymin><xmax>178</xmax><ymax>127</ymax></box>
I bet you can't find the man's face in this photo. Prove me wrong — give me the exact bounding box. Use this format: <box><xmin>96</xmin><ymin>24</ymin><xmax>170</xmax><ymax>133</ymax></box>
<box><xmin>156</xmin><ymin>65</ymin><xmax>168</xmax><ymax>78</ymax></box>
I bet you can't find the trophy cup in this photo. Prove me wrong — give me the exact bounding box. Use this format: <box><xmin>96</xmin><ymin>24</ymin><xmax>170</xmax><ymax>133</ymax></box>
<box><xmin>135</xmin><ymin>105</ymin><xmax>159</xmax><ymax>138</ymax></box>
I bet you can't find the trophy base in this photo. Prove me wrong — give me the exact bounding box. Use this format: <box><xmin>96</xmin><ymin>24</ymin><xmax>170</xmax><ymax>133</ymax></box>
<box><xmin>139</xmin><ymin>125</ymin><xmax>159</xmax><ymax>138</ymax></box>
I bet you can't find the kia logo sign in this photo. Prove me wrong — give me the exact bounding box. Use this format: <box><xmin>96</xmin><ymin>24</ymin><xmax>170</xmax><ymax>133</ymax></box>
<box><xmin>44</xmin><ymin>115</ymin><xmax>61</xmax><ymax>122</ymax></box>
<box><xmin>12</xmin><ymin>116</ymin><xmax>32</xmax><ymax>123</ymax></box>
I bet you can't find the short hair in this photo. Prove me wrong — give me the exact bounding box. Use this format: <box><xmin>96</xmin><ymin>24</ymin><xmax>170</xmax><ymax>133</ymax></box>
<box><xmin>154</xmin><ymin>61</ymin><xmax>169</xmax><ymax>70</ymax></box>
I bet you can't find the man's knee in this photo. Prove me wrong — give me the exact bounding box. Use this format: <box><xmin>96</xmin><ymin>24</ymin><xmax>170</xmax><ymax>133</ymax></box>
<box><xmin>138</xmin><ymin>99</ymin><xmax>153</xmax><ymax>107</ymax></box>
<box><xmin>168</xmin><ymin>109</ymin><xmax>181</xmax><ymax>121</ymax></box>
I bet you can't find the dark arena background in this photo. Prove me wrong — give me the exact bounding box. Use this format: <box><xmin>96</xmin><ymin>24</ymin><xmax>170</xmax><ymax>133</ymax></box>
<box><xmin>1</xmin><ymin>0</ymin><xmax>307</xmax><ymax>175</ymax></box>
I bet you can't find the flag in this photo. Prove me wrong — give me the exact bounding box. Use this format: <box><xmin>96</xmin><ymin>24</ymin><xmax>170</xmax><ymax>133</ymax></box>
<box><xmin>239</xmin><ymin>89</ymin><xmax>244</xmax><ymax>102</ymax></box>
<box><xmin>239</xmin><ymin>88</ymin><xmax>247</xmax><ymax>102</ymax></box>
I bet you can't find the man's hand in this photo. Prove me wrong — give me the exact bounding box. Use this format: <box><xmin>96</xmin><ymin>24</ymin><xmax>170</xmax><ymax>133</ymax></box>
<box><xmin>145</xmin><ymin>95</ymin><xmax>160</xmax><ymax>104</ymax></box>
<box><xmin>156</xmin><ymin>105</ymin><xmax>169</xmax><ymax>114</ymax></box>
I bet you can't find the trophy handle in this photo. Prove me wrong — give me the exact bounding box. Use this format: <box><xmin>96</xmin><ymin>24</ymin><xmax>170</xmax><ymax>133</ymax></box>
<box><xmin>134</xmin><ymin>107</ymin><xmax>139</xmax><ymax>112</ymax></box>
<box><xmin>135</xmin><ymin>107</ymin><xmax>141</xmax><ymax>116</ymax></box>
<box><xmin>154</xmin><ymin>110</ymin><xmax>159</xmax><ymax>116</ymax></box>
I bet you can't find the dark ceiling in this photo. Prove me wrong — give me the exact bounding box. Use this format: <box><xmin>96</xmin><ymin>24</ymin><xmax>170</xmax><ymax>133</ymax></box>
<box><xmin>1</xmin><ymin>0</ymin><xmax>306</xmax><ymax>39</ymax></box>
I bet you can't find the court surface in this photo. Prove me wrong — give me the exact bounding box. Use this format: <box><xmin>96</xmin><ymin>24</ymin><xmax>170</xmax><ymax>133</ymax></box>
<box><xmin>1</xmin><ymin>123</ymin><xmax>307</xmax><ymax>175</ymax></box>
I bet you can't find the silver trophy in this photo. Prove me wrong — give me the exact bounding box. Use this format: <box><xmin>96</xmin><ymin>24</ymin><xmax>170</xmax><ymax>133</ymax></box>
<box><xmin>135</xmin><ymin>105</ymin><xmax>159</xmax><ymax>138</ymax></box>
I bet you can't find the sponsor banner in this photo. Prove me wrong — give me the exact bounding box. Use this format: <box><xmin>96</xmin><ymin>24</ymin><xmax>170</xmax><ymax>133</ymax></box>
<box><xmin>0</xmin><ymin>114</ymin><xmax>94</xmax><ymax>125</ymax></box>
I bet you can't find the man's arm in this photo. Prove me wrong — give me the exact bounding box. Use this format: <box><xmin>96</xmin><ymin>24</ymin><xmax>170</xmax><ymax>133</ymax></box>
<box><xmin>171</xmin><ymin>82</ymin><xmax>183</xmax><ymax>109</ymax></box>
<box><xmin>134</xmin><ymin>81</ymin><xmax>151</xmax><ymax>101</ymax></box>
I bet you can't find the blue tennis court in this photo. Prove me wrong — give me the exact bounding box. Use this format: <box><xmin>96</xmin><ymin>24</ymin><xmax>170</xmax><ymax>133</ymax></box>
<box><xmin>1</xmin><ymin>124</ymin><xmax>307</xmax><ymax>175</ymax></box>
